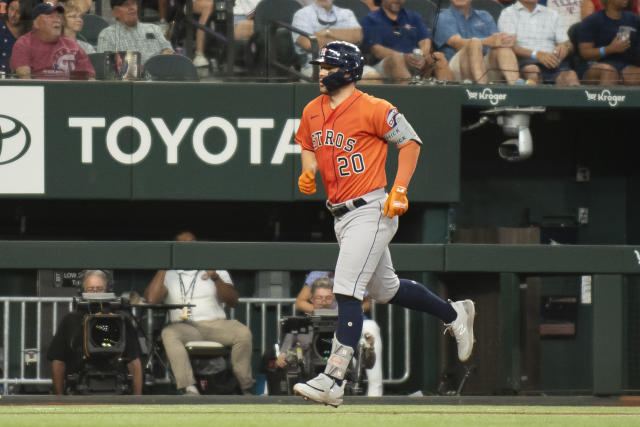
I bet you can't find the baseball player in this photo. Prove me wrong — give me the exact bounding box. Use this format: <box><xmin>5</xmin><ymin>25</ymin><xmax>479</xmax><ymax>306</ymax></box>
<box><xmin>293</xmin><ymin>41</ymin><xmax>476</xmax><ymax>407</ymax></box>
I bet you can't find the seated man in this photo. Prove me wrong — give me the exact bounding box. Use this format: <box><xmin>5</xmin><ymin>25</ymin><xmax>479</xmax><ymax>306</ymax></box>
<box><xmin>10</xmin><ymin>2</ymin><xmax>95</xmax><ymax>79</ymax></box>
<box><xmin>360</xmin><ymin>0</ymin><xmax>454</xmax><ymax>84</ymax></box>
<box><xmin>291</xmin><ymin>0</ymin><xmax>380</xmax><ymax>81</ymax></box>
<box><xmin>578</xmin><ymin>0</ymin><xmax>640</xmax><ymax>85</ymax></box>
<box><xmin>434</xmin><ymin>0</ymin><xmax>519</xmax><ymax>84</ymax></box>
<box><xmin>144</xmin><ymin>231</ymin><xmax>254</xmax><ymax>395</ymax></box>
<box><xmin>498</xmin><ymin>0</ymin><xmax>579</xmax><ymax>85</ymax></box>
<box><xmin>293</xmin><ymin>274</ymin><xmax>382</xmax><ymax>396</ymax></box>
<box><xmin>97</xmin><ymin>0</ymin><xmax>173</xmax><ymax>65</ymax></box>
<box><xmin>47</xmin><ymin>270</ymin><xmax>143</xmax><ymax>395</ymax></box>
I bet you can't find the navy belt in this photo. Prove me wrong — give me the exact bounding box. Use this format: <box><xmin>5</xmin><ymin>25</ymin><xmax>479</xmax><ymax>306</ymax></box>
<box><xmin>327</xmin><ymin>198</ymin><xmax>367</xmax><ymax>218</ymax></box>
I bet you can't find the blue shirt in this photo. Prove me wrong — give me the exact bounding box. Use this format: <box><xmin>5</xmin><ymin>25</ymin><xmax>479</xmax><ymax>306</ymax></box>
<box><xmin>360</xmin><ymin>8</ymin><xmax>431</xmax><ymax>55</ymax></box>
<box><xmin>579</xmin><ymin>10</ymin><xmax>640</xmax><ymax>65</ymax></box>
<box><xmin>434</xmin><ymin>6</ymin><xmax>498</xmax><ymax>61</ymax></box>
<box><xmin>0</xmin><ymin>19</ymin><xmax>17</xmax><ymax>74</ymax></box>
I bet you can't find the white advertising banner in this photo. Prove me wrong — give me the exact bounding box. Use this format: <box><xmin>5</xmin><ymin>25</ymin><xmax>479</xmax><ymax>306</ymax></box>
<box><xmin>0</xmin><ymin>86</ymin><xmax>45</xmax><ymax>194</ymax></box>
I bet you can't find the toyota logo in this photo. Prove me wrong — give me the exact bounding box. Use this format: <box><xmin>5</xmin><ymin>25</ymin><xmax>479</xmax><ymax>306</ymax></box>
<box><xmin>0</xmin><ymin>114</ymin><xmax>31</xmax><ymax>165</ymax></box>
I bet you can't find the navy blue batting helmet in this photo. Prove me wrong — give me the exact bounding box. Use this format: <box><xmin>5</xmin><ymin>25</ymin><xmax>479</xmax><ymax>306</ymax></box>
<box><xmin>310</xmin><ymin>41</ymin><xmax>364</xmax><ymax>83</ymax></box>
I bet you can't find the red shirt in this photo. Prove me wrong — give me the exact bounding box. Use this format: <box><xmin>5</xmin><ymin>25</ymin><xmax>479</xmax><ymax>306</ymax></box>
<box><xmin>295</xmin><ymin>89</ymin><xmax>398</xmax><ymax>204</ymax></box>
<box><xmin>10</xmin><ymin>32</ymin><xmax>95</xmax><ymax>79</ymax></box>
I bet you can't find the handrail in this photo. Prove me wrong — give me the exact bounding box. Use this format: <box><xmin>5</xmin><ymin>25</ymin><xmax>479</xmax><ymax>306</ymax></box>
<box><xmin>1</xmin><ymin>241</ymin><xmax>640</xmax><ymax>273</ymax></box>
<box><xmin>0</xmin><ymin>296</ymin><xmax>410</xmax><ymax>394</ymax></box>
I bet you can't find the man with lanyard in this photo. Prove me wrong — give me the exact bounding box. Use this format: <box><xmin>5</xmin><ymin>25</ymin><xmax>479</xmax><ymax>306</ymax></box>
<box><xmin>144</xmin><ymin>231</ymin><xmax>254</xmax><ymax>395</ymax></box>
<box><xmin>292</xmin><ymin>41</ymin><xmax>475</xmax><ymax>407</ymax></box>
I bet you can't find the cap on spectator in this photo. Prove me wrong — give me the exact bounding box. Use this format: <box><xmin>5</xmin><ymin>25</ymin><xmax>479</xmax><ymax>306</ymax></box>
<box><xmin>32</xmin><ymin>2</ymin><xmax>64</xmax><ymax>20</ymax></box>
<box><xmin>111</xmin><ymin>0</ymin><xmax>128</xmax><ymax>7</ymax></box>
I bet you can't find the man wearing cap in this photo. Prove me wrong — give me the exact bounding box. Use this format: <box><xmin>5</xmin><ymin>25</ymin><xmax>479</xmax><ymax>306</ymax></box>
<box><xmin>97</xmin><ymin>0</ymin><xmax>173</xmax><ymax>65</ymax></box>
<box><xmin>10</xmin><ymin>2</ymin><xmax>95</xmax><ymax>79</ymax></box>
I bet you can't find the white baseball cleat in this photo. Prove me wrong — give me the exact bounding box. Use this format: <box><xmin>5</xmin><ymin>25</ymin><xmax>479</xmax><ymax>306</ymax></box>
<box><xmin>293</xmin><ymin>373</ymin><xmax>345</xmax><ymax>408</ymax></box>
<box><xmin>444</xmin><ymin>299</ymin><xmax>476</xmax><ymax>362</ymax></box>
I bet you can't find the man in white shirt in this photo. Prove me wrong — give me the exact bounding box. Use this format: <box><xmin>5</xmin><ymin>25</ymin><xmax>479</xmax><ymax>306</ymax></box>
<box><xmin>498</xmin><ymin>0</ymin><xmax>578</xmax><ymax>84</ymax></box>
<box><xmin>144</xmin><ymin>231</ymin><xmax>254</xmax><ymax>395</ymax></box>
<box><xmin>291</xmin><ymin>0</ymin><xmax>379</xmax><ymax>80</ymax></box>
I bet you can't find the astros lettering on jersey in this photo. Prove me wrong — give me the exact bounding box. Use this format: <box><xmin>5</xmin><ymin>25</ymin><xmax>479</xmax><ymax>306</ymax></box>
<box><xmin>295</xmin><ymin>89</ymin><xmax>407</xmax><ymax>204</ymax></box>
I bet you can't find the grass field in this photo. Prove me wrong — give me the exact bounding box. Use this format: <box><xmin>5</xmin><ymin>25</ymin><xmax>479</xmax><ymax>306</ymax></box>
<box><xmin>0</xmin><ymin>404</ymin><xmax>638</xmax><ymax>427</ymax></box>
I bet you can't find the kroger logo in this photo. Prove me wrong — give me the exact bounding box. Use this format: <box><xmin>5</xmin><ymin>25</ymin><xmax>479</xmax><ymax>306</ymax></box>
<box><xmin>0</xmin><ymin>114</ymin><xmax>31</xmax><ymax>165</ymax></box>
<box><xmin>465</xmin><ymin>88</ymin><xmax>508</xmax><ymax>106</ymax></box>
<box><xmin>584</xmin><ymin>89</ymin><xmax>626</xmax><ymax>107</ymax></box>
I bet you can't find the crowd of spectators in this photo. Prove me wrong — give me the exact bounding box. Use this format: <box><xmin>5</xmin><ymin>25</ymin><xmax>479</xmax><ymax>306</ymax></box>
<box><xmin>0</xmin><ymin>0</ymin><xmax>638</xmax><ymax>83</ymax></box>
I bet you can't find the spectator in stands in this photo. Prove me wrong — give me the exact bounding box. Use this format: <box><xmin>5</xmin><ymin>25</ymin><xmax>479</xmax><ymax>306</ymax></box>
<box><xmin>62</xmin><ymin>0</ymin><xmax>95</xmax><ymax>53</ymax></box>
<box><xmin>97</xmin><ymin>0</ymin><xmax>173</xmax><ymax>65</ymax></box>
<box><xmin>10</xmin><ymin>2</ymin><xmax>95</xmax><ymax>79</ymax></box>
<box><xmin>144</xmin><ymin>230</ymin><xmax>254</xmax><ymax>396</ymax></box>
<box><xmin>360</xmin><ymin>0</ymin><xmax>454</xmax><ymax>84</ymax></box>
<box><xmin>294</xmin><ymin>272</ymin><xmax>383</xmax><ymax>396</ymax></box>
<box><xmin>291</xmin><ymin>0</ymin><xmax>381</xmax><ymax>81</ymax></box>
<box><xmin>498</xmin><ymin>0</ymin><xmax>579</xmax><ymax>84</ymax></box>
<box><xmin>192</xmin><ymin>0</ymin><xmax>259</xmax><ymax>67</ymax></box>
<box><xmin>543</xmin><ymin>0</ymin><xmax>582</xmax><ymax>31</ymax></box>
<box><xmin>0</xmin><ymin>0</ymin><xmax>27</xmax><ymax>76</ymax></box>
<box><xmin>434</xmin><ymin>0</ymin><xmax>520</xmax><ymax>83</ymax></box>
<box><xmin>578</xmin><ymin>0</ymin><xmax>640</xmax><ymax>84</ymax></box>
<box><xmin>47</xmin><ymin>270</ymin><xmax>143</xmax><ymax>395</ymax></box>
<box><xmin>581</xmin><ymin>0</ymin><xmax>637</xmax><ymax>19</ymax></box>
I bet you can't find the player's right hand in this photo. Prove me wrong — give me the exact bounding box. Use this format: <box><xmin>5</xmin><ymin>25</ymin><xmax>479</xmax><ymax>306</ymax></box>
<box><xmin>298</xmin><ymin>170</ymin><xmax>316</xmax><ymax>195</ymax></box>
<box><xmin>383</xmin><ymin>185</ymin><xmax>408</xmax><ymax>218</ymax></box>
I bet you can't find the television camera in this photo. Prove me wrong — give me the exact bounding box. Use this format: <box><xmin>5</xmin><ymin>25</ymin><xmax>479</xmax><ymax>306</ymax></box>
<box><xmin>65</xmin><ymin>292</ymin><xmax>135</xmax><ymax>395</ymax></box>
<box><xmin>266</xmin><ymin>309</ymin><xmax>375</xmax><ymax>395</ymax></box>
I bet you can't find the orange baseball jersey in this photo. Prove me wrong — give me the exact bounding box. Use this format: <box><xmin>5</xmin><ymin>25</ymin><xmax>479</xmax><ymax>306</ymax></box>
<box><xmin>295</xmin><ymin>89</ymin><xmax>406</xmax><ymax>204</ymax></box>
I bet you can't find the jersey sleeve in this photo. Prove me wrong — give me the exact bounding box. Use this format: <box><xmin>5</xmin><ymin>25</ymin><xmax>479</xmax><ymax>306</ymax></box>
<box><xmin>371</xmin><ymin>98</ymin><xmax>398</xmax><ymax>138</ymax></box>
<box><xmin>294</xmin><ymin>105</ymin><xmax>314</xmax><ymax>151</ymax></box>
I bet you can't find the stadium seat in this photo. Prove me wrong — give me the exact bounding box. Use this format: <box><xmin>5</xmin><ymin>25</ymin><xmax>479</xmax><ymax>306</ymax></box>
<box><xmin>471</xmin><ymin>0</ymin><xmax>504</xmax><ymax>23</ymax></box>
<box><xmin>88</xmin><ymin>52</ymin><xmax>107</xmax><ymax>80</ymax></box>
<box><xmin>247</xmin><ymin>0</ymin><xmax>303</xmax><ymax>79</ymax></box>
<box><xmin>334</xmin><ymin>0</ymin><xmax>372</xmax><ymax>21</ymax></box>
<box><xmin>143</xmin><ymin>54</ymin><xmax>200</xmax><ymax>81</ymax></box>
<box><xmin>404</xmin><ymin>0</ymin><xmax>439</xmax><ymax>32</ymax></box>
<box><xmin>79</xmin><ymin>14</ymin><xmax>109</xmax><ymax>47</ymax></box>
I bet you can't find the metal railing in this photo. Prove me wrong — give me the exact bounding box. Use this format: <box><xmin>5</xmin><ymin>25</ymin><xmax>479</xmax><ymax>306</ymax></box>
<box><xmin>0</xmin><ymin>296</ymin><xmax>410</xmax><ymax>395</ymax></box>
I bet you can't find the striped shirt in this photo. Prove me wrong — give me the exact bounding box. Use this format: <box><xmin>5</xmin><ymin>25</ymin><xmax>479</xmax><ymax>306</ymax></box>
<box><xmin>497</xmin><ymin>1</ymin><xmax>568</xmax><ymax>53</ymax></box>
<box><xmin>97</xmin><ymin>21</ymin><xmax>173</xmax><ymax>64</ymax></box>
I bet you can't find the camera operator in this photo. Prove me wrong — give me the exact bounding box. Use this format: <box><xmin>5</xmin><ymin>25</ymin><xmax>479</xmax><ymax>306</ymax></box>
<box><xmin>47</xmin><ymin>270</ymin><xmax>143</xmax><ymax>395</ymax></box>
<box><xmin>273</xmin><ymin>277</ymin><xmax>379</xmax><ymax>395</ymax></box>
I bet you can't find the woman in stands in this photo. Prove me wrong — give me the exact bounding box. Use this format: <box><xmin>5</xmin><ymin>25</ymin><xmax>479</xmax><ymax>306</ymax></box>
<box><xmin>0</xmin><ymin>0</ymin><xmax>28</xmax><ymax>76</ymax></box>
<box><xmin>62</xmin><ymin>0</ymin><xmax>96</xmax><ymax>54</ymax></box>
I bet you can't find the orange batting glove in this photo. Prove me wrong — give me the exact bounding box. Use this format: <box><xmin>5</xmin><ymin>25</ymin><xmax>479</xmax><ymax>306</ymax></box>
<box><xmin>383</xmin><ymin>185</ymin><xmax>408</xmax><ymax>218</ymax></box>
<box><xmin>298</xmin><ymin>170</ymin><xmax>316</xmax><ymax>195</ymax></box>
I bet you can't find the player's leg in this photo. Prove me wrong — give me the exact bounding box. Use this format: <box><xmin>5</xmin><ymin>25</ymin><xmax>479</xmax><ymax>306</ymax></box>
<box><xmin>361</xmin><ymin>319</ymin><xmax>383</xmax><ymax>396</ymax></box>
<box><xmin>294</xmin><ymin>197</ymin><xmax>394</xmax><ymax>405</ymax></box>
<box><xmin>389</xmin><ymin>278</ymin><xmax>475</xmax><ymax>362</ymax></box>
<box><xmin>367</xmin><ymin>250</ymin><xmax>476</xmax><ymax>363</ymax></box>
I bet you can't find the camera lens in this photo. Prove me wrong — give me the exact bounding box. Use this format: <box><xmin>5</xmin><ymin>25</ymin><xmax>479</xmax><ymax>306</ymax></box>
<box><xmin>90</xmin><ymin>317</ymin><xmax>122</xmax><ymax>348</ymax></box>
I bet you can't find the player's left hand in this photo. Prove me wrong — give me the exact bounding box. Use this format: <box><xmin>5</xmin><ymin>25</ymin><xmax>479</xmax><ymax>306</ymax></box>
<box><xmin>383</xmin><ymin>185</ymin><xmax>409</xmax><ymax>218</ymax></box>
